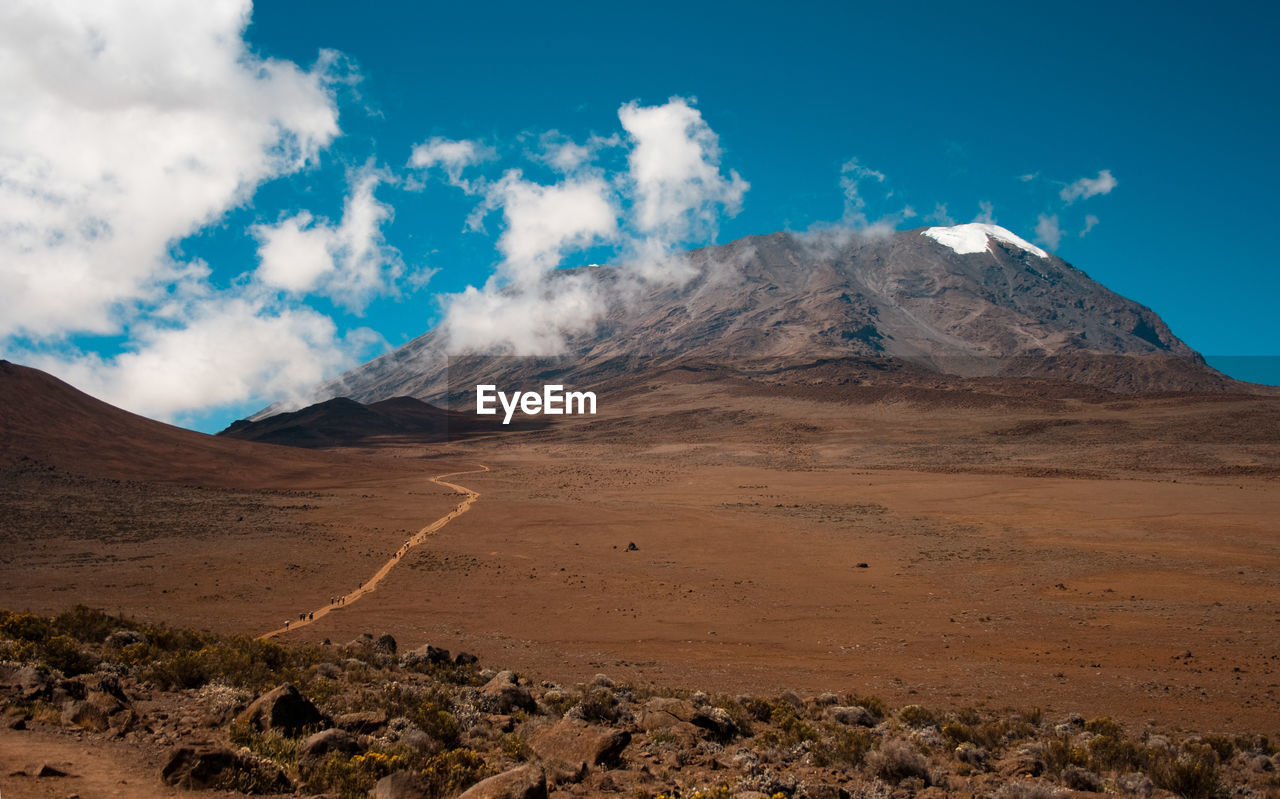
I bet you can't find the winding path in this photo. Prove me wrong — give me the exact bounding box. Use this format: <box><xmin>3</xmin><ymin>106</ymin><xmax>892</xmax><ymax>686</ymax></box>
<box><xmin>258</xmin><ymin>464</ymin><xmax>489</xmax><ymax>640</ymax></box>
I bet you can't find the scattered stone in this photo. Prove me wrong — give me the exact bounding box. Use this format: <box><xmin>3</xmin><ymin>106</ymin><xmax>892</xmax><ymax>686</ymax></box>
<box><xmin>625</xmin><ymin>542</ymin><xmax>638</xmax><ymax>551</ymax></box>
<box><xmin>457</xmin><ymin>764</ymin><xmax>548</xmax><ymax>798</ymax></box>
<box><xmin>233</xmin><ymin>683</ymin><xmax>328</xmax><ymax>735</ymax></box>
<box><xmin>814</xmin><ymin>692</ymin><xmax>840</xmax><ymax>705</ymax></box>
<box><xmin>36</xmin><ymin>763</ymin><xmax>72</xmax><ymax>777</ymax></box>
<box><xmin>298</xmin><ymin>727</ymin><xmax>361</xmax><ymax>768</ymax></box>
<box><xmin>481</xmin><ymin>670</ymin><xmax>537</xmax><ymax>714</ymax></box>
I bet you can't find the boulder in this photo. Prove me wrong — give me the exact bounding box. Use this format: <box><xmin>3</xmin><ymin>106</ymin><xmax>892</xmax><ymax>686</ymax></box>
<box><xmin>637</xmin><ymin>697</ymin><xmax>696</xmax><ymax>730</ymax></box>
<box><xmin>374</xmin><ymin>633</ymin><xmax>398</xmax><ymax>654</ymax></box>
<box><xmin>455</xmin><ymin>651</ymin><xmax>479</xmax><ymax>666</ymax></box>
<box><xmin>481</xmin><ymin>671</ymin><xmax>536</xmax><ymax>714</ymax></box>
<box><xmin>690</xmin><ymin>706</ymin><xmax>737</xmax><ymax>741</ymax></box>
<box><xmin>298</xmin><ymin>727</ymin><xmax>361</xmax><ymax>768</ymax></box>
<box><xmin>233</xmin><ymin>683</ymin><xmax>328</xmax><ymax>735</ymax></box>
<box><xmin>104</xmin><ymin>629</ymin><xmax>146</xmax><ymax>649</ymax></box>
<box><xmin>64</xmin><ymin>699</ymin><xmax>110</xmax><ymax>732</ymax></box>
<box><xmin>335</xmin><ymin>709</ymin><xmax>387</xmax><ymax>734</ymax></box>
<box><xmin>373</xmin><ymin>771</ymin><xmax>430</xmax><ymax>799</ymax></box>
<box><xmin>529</xmin><ymin>718</ymin><xmax>630</xmax><ymax>782</ymax></box>
<box><xmin>161</xmin><ymin>746</ymin><xmax>290</xmax><ymax>793</ymax></box>
<box><xmin>826</xmin><ymin>705</ymin><xmax>875</xmax><ymax>727</ymax></box>
<box><xmin>457</xmin><ymin>764</ymin><xmax>548</xmax><ymax>799</ymax></box>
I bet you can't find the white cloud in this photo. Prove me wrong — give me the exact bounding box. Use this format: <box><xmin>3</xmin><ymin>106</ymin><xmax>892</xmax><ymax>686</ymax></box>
<box><xmin>1080</xmin><ymin>214</ymin><xmax>1100</xmax><ymax>237</ymax></box>
<box><xmin>24</xmin><ymin>295</ymin><xmax>380</xmax><ymax>421</ymax></box>
<box><xmin>1060</xmin><ymin>169</ymin><xmax>1117</xmax><ymax>203</ymax></box>
<box><xmin>486</xmin><ymin>172</ymin><xmax>618</xmax><ymax>286</ymax></box>
<box><xmin>0</xmin><ymin>1</ymin><xmax>420</xmax><ymax>423</ymax></box>
<box><xmin>1034</xmin><ymin>213</ymin><xmax>1062</xmax><ymax>250</ymax></box>
<box><xmin>618</xmin><ymin>97</ymin><xmax>748</xmax><ymax>243</ymax></box>
<box><xmin>253</xmin><ymin>165</ymin><xmax>409</xmax><ymax>312</ymax></box>
<box><xmin>0</xmin><ymin>0</ymin><xmax>341</xmax><ymax>341</ymax></box>
<box><xmin>408</xmin><ymin>137</ymin><xmax>493</xmax><ymax>189</ymax></box>
<box><xmin>429</xmin><ymin>97</ymin><xmax>748</xmax><ymax>356</ymax></box>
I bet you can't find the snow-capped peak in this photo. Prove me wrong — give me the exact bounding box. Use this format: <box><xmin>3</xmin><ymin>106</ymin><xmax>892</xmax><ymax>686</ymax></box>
<box><xmin>922</xmin><ymin>223</ymin><xmax>1049</xmax><ymax>259</ymax></box>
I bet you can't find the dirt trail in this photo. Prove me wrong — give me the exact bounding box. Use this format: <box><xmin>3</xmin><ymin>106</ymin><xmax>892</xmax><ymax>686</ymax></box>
<box><xmin>258</xmin><ymin>464</ymin><xmax>488</xmax><ymax>640</ymax></box>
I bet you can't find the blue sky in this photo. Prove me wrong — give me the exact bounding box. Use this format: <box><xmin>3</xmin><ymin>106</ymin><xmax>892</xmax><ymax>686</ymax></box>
<box><xmin>1</xmin><ymin>1</ymin><xmax>1276</xmax><ymax>432</ymax></box>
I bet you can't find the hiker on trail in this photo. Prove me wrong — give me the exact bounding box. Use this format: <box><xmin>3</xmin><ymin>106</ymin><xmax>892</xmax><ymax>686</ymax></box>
<box><xmin>308</xmin><ymin>611</ymin><xmax>314</xmax><ymax>621</ymax></box>
<box><xmin>284</xmin><ymin>620</ymin><xmax>290</xmax><ymax>630</ymax></box>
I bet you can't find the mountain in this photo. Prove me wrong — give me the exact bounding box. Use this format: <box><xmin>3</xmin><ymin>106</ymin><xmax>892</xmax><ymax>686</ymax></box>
<box><xmin>219</xmin><ymin>395</ymin><xmax>532</xmax><ymax>448</ymax></box>
<box><xmin>302</xmin><ymin>224</ymin><xmax>1234</xmax><ymax>409</ymax></box>
<box><xmin>0</xmin><ymin>360</ymin><xmax>366</xmax><ymax>486</ymax></box>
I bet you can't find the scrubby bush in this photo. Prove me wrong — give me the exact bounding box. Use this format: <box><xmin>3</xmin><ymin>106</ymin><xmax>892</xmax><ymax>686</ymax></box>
<box><xmin>868</xmin><ymin>739</ymin><xmax>930</xmax><ymax>784</ymax></box>
<box><xmin>898</xmin><ymin>704</ymin><xmax>937</xmax><ymax>728</ymax></box>
<box><xmin>1146</xmin><ymin>744</ymin><xmax>1219</xmax><ymax>799</ymax></box>
<box><xmin>812</xmin><ymin>724</ymin><xmax>873</xmax><ymax>768</ymax></box>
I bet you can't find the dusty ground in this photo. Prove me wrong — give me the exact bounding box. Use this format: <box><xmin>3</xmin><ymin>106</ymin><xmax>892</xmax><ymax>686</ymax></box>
<box><xmin>3</xmin><ymin>371</ymin><xmax>1278</xmax><ymax>744</ymax></box>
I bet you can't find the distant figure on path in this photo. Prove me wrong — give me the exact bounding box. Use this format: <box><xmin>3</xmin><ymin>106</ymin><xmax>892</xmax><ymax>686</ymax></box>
<box><xmin>284</xmin><ymin>620</ymin><xmax>290</xmax><ymax>630</ymax></box>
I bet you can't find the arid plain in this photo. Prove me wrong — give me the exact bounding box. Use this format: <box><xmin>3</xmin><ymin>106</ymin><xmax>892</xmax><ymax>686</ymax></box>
<box><xmin>4</xmin><ymin>362</ymin><xmax>1277</xmax><ymax>737</ymax></box>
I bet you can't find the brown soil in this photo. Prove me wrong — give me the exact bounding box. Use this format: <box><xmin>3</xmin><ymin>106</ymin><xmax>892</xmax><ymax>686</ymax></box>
<box><xmin>2</xmin><ymin>361</ymin><xmax>1278</xmax><ymax>788</ymax></box>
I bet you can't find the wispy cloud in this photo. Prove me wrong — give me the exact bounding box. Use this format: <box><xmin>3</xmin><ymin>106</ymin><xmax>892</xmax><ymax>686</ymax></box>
<box><xmin>1060</xmin><ymin>169</ymin><xmax>1118</xmax><ymax>203</ymax></box>
<box><xmin>1035</xmin><ymin>213</ymin><xmax>1063</xmax><ymax>250</ymax></box>
<box><xmin>1080</xmin><ymin>214</ymin><xmax>1100</xmax><ymax>237</ymax></box>
<box><xmin>408</xmin><ymin>137</ymin><xmax>495</xmax><ymax>190</ymax></box>
<box><xmin>974</xmin><ymin>201</ymin><xmax>997</xmax><ymax>224</ymax></box>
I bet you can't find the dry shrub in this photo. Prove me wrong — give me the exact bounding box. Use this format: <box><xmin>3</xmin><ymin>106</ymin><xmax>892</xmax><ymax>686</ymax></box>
<box><xmin>868</xmin><ymin>738</ymin><xmax>930</xmax><ymax>785</ymax></box>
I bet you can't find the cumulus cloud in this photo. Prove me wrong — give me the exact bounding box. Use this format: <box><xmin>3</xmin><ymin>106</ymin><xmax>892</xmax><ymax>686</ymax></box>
<box><xmin>1034</xmin><ymin>213</ymin><xmax>1063</xmax><ymax>250</ymax></box>
<box><xmin>619</xmin><ymin>98</ymin><xmax>748</xmax><ymax>243</ymax></box>
<box><xmin>254</xmin><ymin>165</ymin><xmax>410</xmax><ymax>312</ymax></box>
<box><xmin>1060</xmin><ymin>169</ymin><xmax>1117</xmax><ymax>203</ymax></box>
<box><xmin>428</xmin><ymin>97</ymin><xmax>748</xmax><ymax>355</ymax></box>
<box><xmin>24</xmin><ymin>295</ymin><xmax>380</xmax><ymax>421</ymax></box>
<box><xmin>0</xmin><ymin>0</ymin><xmax>418</xmax><ymax>422</ymax></box>
<box><xmin>0</xmin><ymin>0</ymin><xmax>341</xmax><ymax>341</ymax></box>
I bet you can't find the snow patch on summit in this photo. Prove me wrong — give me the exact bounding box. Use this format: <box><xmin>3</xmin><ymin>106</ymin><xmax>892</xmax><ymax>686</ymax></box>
<box><xmin>922</xmin><ymin>223</ymin><xmax>1049</xmax><ymax>259</ymax></box>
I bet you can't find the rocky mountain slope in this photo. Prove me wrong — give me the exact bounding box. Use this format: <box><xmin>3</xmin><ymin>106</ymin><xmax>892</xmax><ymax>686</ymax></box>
<box><xmin>307</xmin><ymin>224</ymin><xmax>1230</xmax><ymax>409</ymax></box>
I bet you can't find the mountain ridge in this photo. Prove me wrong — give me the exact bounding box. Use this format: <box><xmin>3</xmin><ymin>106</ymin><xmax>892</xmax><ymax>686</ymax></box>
<box><xmin>290</xmin><ymin>224</ymin><xmax>1232</xmax><ymax>411</ymax></box>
